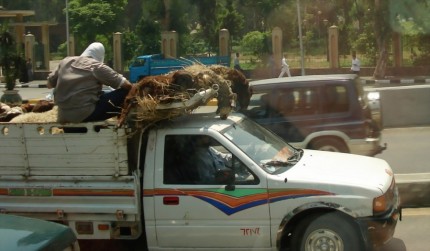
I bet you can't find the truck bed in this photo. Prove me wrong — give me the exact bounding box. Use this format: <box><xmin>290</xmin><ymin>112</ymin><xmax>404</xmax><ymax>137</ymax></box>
<box><xmin>0</xmin><ymin>174</ymin><xmax>139</xmax><ymax>220</ymax></box>
<box><xmin>0</xmin><ymin>121</ymin><xmax>129</xmax><ymax>176</ymax></box>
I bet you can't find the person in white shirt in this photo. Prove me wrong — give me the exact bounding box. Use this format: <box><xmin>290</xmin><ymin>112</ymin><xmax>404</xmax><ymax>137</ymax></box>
<box><xmin>278</xmin><ymin>54</ymin><xmax>291</xmax><ymax>78</ymax></box>
<box><xmin>233</xmin><ymin>52</ymin><xmax>243</xmax><ymax>73</ymax></box>
<box><xmin>351</xmin><ymin>51</ymin><xmax>360</xmax><ymax>75</ymax></box>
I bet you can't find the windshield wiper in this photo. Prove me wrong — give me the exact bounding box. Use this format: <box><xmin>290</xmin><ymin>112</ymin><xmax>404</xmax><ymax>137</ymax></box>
<box><xmin>263</xmin><ymin>160</ymin><xmax>289</xmax><ymax>167</ymax></box>
<box><xmin>287</xmin><ymin>148</ymin><xmax>303</xmax><ymax>164</ymax></box>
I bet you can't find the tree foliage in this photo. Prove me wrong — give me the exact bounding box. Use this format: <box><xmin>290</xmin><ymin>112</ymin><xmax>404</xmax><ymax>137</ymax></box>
<box><xmin>68</xmin><ymin>0</ymin><xmax>127</xmax><ymax>51</ymax></box>
<box><xmin>390</xmin><ymin>0</ymin><xmax>430</xmax><ymax>65</ymax></box>
<box><xmin>1</xmin><ymin>0</ymin><xmax>430</xmax><ymax>75</ymax></box>
<box><xmin>240</xmin><ymin>31</ymin><xmax>267</xmax><ymax>58</ymax></box>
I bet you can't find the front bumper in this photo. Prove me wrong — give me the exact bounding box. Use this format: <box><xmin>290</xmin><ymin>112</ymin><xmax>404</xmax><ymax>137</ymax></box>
<box><xmin>356</xmin><ymin>205</ymin><xmax>401</xmax><ymax>251</ymax></box>
<box><xmin>348</xmin><ymin>137</ymin><xmax>387</xmax><ymax>156</ymax></box>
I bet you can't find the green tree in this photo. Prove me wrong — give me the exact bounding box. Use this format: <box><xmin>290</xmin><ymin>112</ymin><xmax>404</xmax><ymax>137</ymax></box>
<box><xmin>190</xmin><ymin>0</ymin><xmax>219</xmax><ymax>53</ymax></box>
<box><xmin>390</xmin><ymin>0</ymin><xmax>430</xmax><ymax>66</ymax></box>
<box><xmin>135</xmin><ymin>17</ymin><xmax>161</xmax><ymax>56</ymax></box>
<box><xmin>238</xmin><ymin>0</ymin><xmax>283</xmax><ymax>31</ymax></box>
<box><xmin>68</xmin><ymin>0</ymin><xmax>127</xmax><ymax>51</ymax></box>
<box><xmin>0</xmin><ymin>25</ymin><xmax>23</xmax><ymax>90</ymax></box>
<box><xmin>240</xmin><ymin>31</ymin><xmax>268</xmax><ymax>59</ymax></box>
<box><xmin>372</xmin><ymin>0</ymin><xmax>392</xmax><ymax>78</ymax></box>
<box><xmin>352</xmin><ymin>8</ymin><xmax>377</xmax><ymax>65</ymax></box>
<box><xmin>218</xmin><ymin>0</ymin><xmax>245</xmax><ymax>45</ymax></box>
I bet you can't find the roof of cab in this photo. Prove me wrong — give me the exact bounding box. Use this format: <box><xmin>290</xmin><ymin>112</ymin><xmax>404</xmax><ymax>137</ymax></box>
<box><xmin>250</xmin><ymin>74</ymin><xmax>358</xmax><ymax>90</ymax></box>
<box><xmin>155</xmin><ymin>111</ymin><xmax>245</xmax><ymax>132</ymax></box>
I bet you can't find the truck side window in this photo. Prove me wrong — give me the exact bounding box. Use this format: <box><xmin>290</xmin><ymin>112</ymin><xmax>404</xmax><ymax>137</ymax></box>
<box><xmin>163</xmin><ymin>135</ymin><xmax>257</xmax><ymax>185</ymax></box>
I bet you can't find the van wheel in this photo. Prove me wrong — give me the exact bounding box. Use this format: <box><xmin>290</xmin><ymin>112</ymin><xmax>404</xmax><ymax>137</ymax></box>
<box><xmin>291</xmin><ymin>212</ymin><xmax>362</xmax><ymax>251</ymax></box>
<box><xmin>310</xmin><ymin>138</ymin><xmax>348</xmax><ymax>153</ymax></box>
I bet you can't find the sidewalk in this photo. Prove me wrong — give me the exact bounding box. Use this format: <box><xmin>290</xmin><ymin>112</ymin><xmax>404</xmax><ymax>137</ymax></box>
<box><xmin>0</xmin><ymin>80</ymin><xmax>47</xmax><ymax>89</ymax></box>
<box><xmin>361</xmin><ymin>75</ymin><xmax>430</xmax><ymax>87</ymax></box>
<box><xmin>2</xmin><ymin>75</ymin><xmax>430</xmax><ymax>89</ymax></box>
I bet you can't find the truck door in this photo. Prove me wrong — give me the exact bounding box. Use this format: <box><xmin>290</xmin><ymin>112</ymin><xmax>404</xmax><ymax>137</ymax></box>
<box><xmin>152</xmin><ymin>133</ymin><xmax>271</xmax><ymax>249</ymax></box>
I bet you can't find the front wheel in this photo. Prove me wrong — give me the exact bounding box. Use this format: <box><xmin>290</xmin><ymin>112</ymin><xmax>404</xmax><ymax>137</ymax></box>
<box><xmin>292</xmin><ymin>212</ymin><xmax>363</xmax><ymax>251</ymax></box>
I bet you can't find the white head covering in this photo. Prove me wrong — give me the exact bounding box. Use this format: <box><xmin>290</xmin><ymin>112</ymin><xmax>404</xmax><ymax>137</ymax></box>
<box><xmin>81</xmin><ymin>42</ymin><xmax>105</xmax><ymax>62</ymax></box>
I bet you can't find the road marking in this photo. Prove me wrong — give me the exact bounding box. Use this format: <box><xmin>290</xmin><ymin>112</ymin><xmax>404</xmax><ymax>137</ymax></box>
<box><xmin>401</xmin><ymin>208</ymin><xmax>430</xmax><ymax>216</ymax></box>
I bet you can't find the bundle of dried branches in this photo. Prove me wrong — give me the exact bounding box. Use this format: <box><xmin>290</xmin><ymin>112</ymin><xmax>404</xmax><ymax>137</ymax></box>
<box><xmin>118</xmin><ymin>64</ymin><xmax>250</xmax><ymax>128</ymax></box>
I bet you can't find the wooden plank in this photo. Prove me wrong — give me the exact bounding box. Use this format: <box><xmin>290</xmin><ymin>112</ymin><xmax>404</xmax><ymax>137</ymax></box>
<box><xmin>0</xmin><ymin>122</ymin><xmax>130</xmax><ymax>176</ymax></box>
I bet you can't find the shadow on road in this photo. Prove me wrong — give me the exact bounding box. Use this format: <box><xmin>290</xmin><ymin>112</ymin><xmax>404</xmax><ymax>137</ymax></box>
<box><xmin>379</xmin><ymin>238</ymin><xmax>407</xmax><ymax>251</ymax></box>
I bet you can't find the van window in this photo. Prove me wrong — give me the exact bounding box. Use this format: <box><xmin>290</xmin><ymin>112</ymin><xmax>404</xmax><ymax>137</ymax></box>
<box><xmin>246</xmin><ymin>87</ymin><xmax>320</xmax><ymax>119</ymax></box>
<box><xmin>322</xmin><ymin>85</ymin><xmax>349</xmax><ymax>113</ymax></box>
<box><xmin>281</xmin><ymin>87</ymin><xmax>319</xmax><ymax>116</ymax></box>
<box><xmin>246</xmin><ymin>92</ymin><xmax>271</xmax><ymax>118</ymax></box>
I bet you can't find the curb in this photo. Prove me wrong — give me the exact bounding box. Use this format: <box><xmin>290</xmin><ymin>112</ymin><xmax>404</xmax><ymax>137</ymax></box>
<box><xmin>395</xmin><ymin>173</ymin><xmax>430</xmax><ymax>208</ymax></box>
<box><xmin>361</xmin><ymin>77</ymin><xmax>430</xmax><ymax>86</ymax></box>
<box><xmin>0</xmin><ymin>83</ymin><xmax>47</xmax><ymax>88</ymax></box>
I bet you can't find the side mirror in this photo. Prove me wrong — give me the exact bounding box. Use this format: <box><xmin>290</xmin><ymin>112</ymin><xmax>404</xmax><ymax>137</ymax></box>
<box><xmin>215</xmin><ymin>168</ymin><xmax>235</xmax><ymax>186</ymax></box>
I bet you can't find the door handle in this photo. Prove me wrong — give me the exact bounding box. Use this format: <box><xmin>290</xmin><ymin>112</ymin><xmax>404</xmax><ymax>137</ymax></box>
<box><xmin>163</xmin><ymin>196</ymin><xmax>179</xmax><ymax>205</ymax></box>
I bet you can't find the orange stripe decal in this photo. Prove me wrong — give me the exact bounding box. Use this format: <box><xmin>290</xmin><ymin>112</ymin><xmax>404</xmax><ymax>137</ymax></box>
<box><xmin>53</xmin><ymin>189</ymin><xmax>135</xmax><ymax>197</ymax></box>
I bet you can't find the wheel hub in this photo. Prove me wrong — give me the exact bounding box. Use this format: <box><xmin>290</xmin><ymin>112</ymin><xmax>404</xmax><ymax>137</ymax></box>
<box><xmin>305</xmin><ymin>229</ymin><xmax>344</xmax><ymax>251</ymax></box>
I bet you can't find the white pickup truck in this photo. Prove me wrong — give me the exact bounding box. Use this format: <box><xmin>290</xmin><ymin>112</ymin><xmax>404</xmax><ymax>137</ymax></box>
<box><xmin>0</xmin><ymin>112</ymin><xmax>400</xmax><ymax>251</ymax></box>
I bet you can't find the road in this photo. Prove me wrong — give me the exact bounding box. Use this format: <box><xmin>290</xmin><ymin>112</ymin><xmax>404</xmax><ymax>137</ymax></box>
<box><xmin>380</xmin><ymin>208</ymin><xmax>430</xmax><ymax>251</ymax></box>
<box><xmin>376</xmin><ymin>126</ymin><xmax>430</xmax><ymax>174</ymax></box>
<box><xmin>14</xmin><ymin>85</ymin><xmax>51</xmax><ymax>101</ymax></box>
<box><xmin>77</xmin><ymin>208</ymin><xmax>430</xmax><ymax>251</ymax></box>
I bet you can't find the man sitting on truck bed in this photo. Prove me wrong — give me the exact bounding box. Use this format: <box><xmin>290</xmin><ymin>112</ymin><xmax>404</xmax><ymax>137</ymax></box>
<box><xmin>47</xmin><ymin>42</ymin><xmax>132</xmax><ymax>123</ymax></box>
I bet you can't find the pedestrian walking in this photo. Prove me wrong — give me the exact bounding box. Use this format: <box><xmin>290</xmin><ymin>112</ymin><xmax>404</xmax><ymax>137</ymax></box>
<box><xmin>351</xmin><ymin>51</ymin><xmax>360</xmax><ymax>75</ymax></box>
<box><xmin>278</xmin><ymin>54</ymin><xmax>291</xmax><ymax>78</ymax></box>
<box><xmin>233</xmin><ymin>52</ymin><xmax>243</xmax><ymax>73</ymax></box>
<box><xmin>26</xmin><ymin>58</ymin><xmax>33</xmax><ymax>82</ymax></box>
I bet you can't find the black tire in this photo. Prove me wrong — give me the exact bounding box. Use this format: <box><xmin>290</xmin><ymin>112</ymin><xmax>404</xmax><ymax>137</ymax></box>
<box><xmin>292</xmin><ymin>212</ymin><xmax>362</xmax><ymax>251</ymax></box>
<box><xmin>310</xmin><ymin>137</ymin><xmax>349</xmax><ymax>153</ymax></box>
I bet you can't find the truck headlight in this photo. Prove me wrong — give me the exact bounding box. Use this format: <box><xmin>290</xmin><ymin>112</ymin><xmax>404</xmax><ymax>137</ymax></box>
<box><xmin>373</xmin><ymin>179</ymin><xmax>396</xmax><ymax>215</ymax></box>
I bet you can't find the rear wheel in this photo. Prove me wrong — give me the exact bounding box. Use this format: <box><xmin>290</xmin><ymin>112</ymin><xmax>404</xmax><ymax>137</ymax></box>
<box><xmin>291</xmin><ymin>212</ymin><xmax>362</xmax><ymax>251</ymax></box>
<box><xmin>310</xmin><ymin>137</ymin><xmax>348</xmax><ymax>153</ymax></box>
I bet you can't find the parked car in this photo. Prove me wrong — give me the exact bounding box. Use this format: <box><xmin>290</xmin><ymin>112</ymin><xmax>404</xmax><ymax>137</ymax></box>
<box><xmin>244</xmin><ymin>74</ymin><xmax>386</xmax><ymax>156</ymax></box>
<box><xmin>0</xmin><ymin>214</ymin><xmax>80</xmax><ymax>251</ymax></box>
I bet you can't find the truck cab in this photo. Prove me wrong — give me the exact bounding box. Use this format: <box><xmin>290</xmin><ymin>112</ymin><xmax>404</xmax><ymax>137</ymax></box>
<box><xmin>128</xmin><ymin>54</ymin><xmax>230</xmax><ymax>83</ymax></box>
<box><xmin>141</xmin><ymin>113</ymin><xmax>400</xmax><ymax>251</ymax></box>
<box><xmin>0</xmin><ymin>112</ymin><xmax>400</xmax><ymax>251</ymax></box>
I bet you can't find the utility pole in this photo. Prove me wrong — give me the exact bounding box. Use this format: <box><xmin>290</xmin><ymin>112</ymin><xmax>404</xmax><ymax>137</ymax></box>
<box><xmin>66</xmin><ymin>0</ymin><xmax>70</xmax><ymax>56</ymax></box>
<box><xmin>296</xmin><ymin>0</ymin><xmax>305</xmax><ymax>75</ymax></box>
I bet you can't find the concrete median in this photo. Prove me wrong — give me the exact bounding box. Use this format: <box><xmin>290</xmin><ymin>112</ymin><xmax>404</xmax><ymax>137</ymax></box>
<box><xmin>395</xmin><ymin>173</ymin><xmax>430</xmax><ymax>208</ymax></box>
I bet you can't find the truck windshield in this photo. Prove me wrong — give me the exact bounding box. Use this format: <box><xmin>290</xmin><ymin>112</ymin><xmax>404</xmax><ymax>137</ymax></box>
<box><xmin>131</xmin><ymin>58</ymin><xmax>146</xmax><ymax>67</ymax></box>
<box><xmin>222</xmin><ymin>117</ymin><xmax>301</xmax><ymax>174</ymax></box>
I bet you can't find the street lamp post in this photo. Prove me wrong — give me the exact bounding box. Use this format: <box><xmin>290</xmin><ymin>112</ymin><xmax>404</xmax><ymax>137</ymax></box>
<box><xmin>66</xmin><ymin>0</ymin><xmax>70</xmax><ymax>56</ymax></box>
<box><xmin>296</xmin><ymin>0</ymin><xmax>305</xmax><ymax>76</ymax></box>
<box><xmin>323</xmin><ymin>19</ymin><xmax>329</xmax><ymax>61</ymax></box>
<box><xmin>317</xmin><ymin>10</ymin><xmax>322</xmax><ymax>39</ymax></box>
